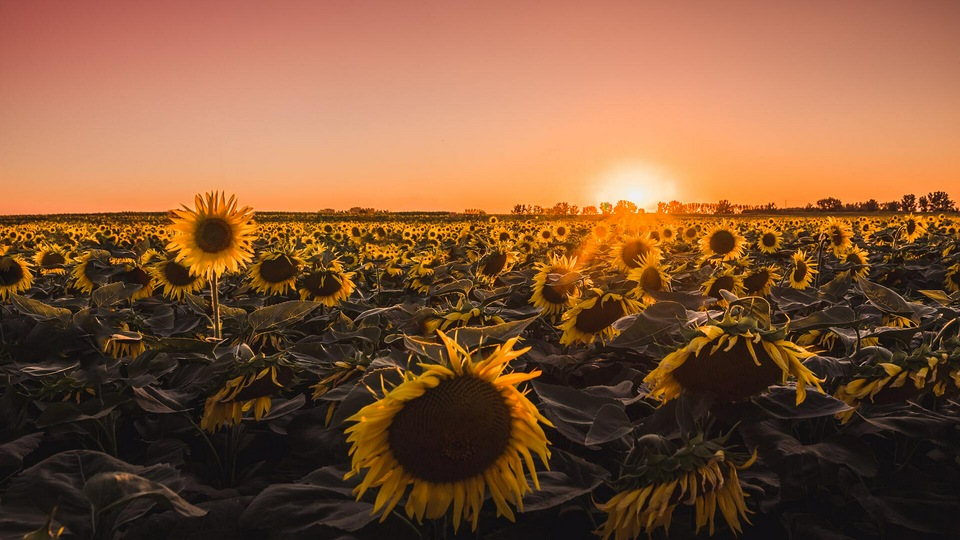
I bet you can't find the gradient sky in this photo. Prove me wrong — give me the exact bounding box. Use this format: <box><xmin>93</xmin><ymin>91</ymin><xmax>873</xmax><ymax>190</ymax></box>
<box><xmin>1</xmin><ymin>1</ymin><xmax>958</xmax><ymax>214</ymax></box>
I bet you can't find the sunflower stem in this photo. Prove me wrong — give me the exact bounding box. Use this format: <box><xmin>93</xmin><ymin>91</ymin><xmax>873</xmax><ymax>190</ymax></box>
<box><xmin>211</xmin><ymin>272</ymin><xmax>222</xmax><ymax>339</ymax></box>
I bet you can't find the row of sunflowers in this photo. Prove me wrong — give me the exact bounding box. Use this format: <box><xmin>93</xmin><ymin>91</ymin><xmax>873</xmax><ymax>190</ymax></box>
<box><xmin>1</xmin><ymin>193</ymin><xmax>959</xmax><ymax>539</ymax></box>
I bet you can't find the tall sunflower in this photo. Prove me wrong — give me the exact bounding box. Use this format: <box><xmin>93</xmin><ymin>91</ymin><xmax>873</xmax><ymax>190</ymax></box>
<box><xmin>644</xmin><ymin>307</ymin><xmax>824</xmax><ymax>405</ymax></box>
<box><xmin>787</xmin><ymin>250</ymin><xmax>817</xmax><ymax>289</ymax></box>
<box><xmin>558</xmin><ymin>289</ymin><xmax>643</xmax><ymax>345</ymax></box>
<box><xmin>699</xmin><ymin>224</ymin><xmax>746</xmax><ymax>261</ymax></box>
<box><xmin>248</xmin><ymin>249</ymin><xmax>304</xmax><ymax>296</ymax></box>
<box><xmin>0</xmin><ymin>255</ymin><xmax>33</xmax><ymax>301</ymax></box>
<box><xmin>598</xmin><ymin>436</ymin><xmax>755</xmax><ymax>539</ymax></box>
<box><xmin>344</xmin><ymin>332</ymin><xmax>551</xmax><ymax>532</ymax></box>
<box><xmin>167</xmin><ymin>191</ymin><xmax>256</xmax><ymax>277</ymax></box>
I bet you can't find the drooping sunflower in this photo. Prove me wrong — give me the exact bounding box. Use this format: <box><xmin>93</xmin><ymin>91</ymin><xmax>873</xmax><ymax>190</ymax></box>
<box><xmin>834</xmin><ymin>349</ymin><xmax>940</xmax><ymax>423</ymax></box>
<box><xmin>0</xmin><ymin>255</ymin><xmax>33</xmax><ymax>301</ymax></box>
<box><xmin>248</xmin><ymin>249</ymin><xmax>304</xmax><ymax>296</ymax></box>
<box><xmin>787</xmin><ymin>250</ymin><xmax>817</xmax><ymax>290</ymax></box>
<box><xmin>699</xmin><ymin>224</ymin><xmax>746</xmax><ymax>261</ymax></box>
<box><xmin>201</xmin><ymin>359</ymin><xmax>295</xmax><ymax>432</ymax></box>
<box><xmin>167</xmin><ymin>191</ymin><xmax>257</xmax><ymax>277</ymax></box>
<box><xmin>100</xmin><ymin>323</ymin><xmax>146</xmax><ymax>359</ymax></box>
<box><xmin>598</xmin><ymin>435</ymin><xmax>755</xmax><ymax>539</ymax></box>
<box><xmin>33</xmin><ymin>244</ymin><xmax>70</xmax><ymax>275</ymax></box>
<box><xmin>149</xmin><ymin>252</ymin><xmax>207</xmax><ymax>301</ymax></box>
<box><xmin>299</xmin><ymin>262</ymin><xmax>356</xmax><ymax>307</ymax></box>
<box><xmin>627</xmin><ymin>256</ymin><xmax>671</xmax><ymax>303</ymax></box>
<box><xmin>943</xmin><ymin>263</ymin><xmax>960</xmax><ymax>294</ymax></box>
<box><xmin>421</xmin><ymin>300</ymin><xmax>506</xmax><ymax>335</ymax></box>
<box><xmin>614</xmin><ymin>236</ymin><xmax>662</xmax><ymax>273</ymax></box>
<box><xmin>839</xmin><ymin>246</ymin><xmax>871</xmax><ymax>281</ymax></box>
<box><xmin>644</xmin><ymin>307</ymin><xmax>824</xmax><ymax>405</ymax></box>
<box><xmin>558</xmin><ymin>289</ymin><xmax>643</xmax><ymax>346</ymax></box>
<box><xmin>756</xmin><ymin>229</ymin><xmax>782</xmax><ymax>255</ymax></box>
<box><xmin>119</xmin><ymin>261</ymin><xmax>155</xmax><ymax>301</ymax></box>
<box><xmin>344</xmin><ymin>332</ymin><xmax>551</xmax><ymax>532</ymax></box>
<box><xmin>742</xmin><ymin>265</ymin><xmax>781</xmax><ymax>296</ymax></box>
<box><xmin>530</xmin><ymin>255</ymin><xmax>581</xmax><ymax>317</ymax></box>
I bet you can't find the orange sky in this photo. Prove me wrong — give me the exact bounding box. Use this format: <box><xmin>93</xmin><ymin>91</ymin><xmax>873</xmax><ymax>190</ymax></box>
<box><xmin>1</xmin><ymin>1</ymin><xmax>958</xmax><ymax>214</ymax></box>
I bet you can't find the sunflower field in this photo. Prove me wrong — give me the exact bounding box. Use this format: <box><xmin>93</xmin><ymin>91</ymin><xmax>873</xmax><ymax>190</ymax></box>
<box><xmin>2</xmin><ymin>194</ymin><xmax>960</xmax><ymax>539</ymax></box>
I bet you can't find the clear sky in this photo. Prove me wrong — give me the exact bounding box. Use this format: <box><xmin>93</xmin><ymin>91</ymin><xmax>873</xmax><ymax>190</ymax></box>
<box><xmin>1</xmin><ymin>1</ymin><xmax>958</xmax><ymax>214</ymax></box>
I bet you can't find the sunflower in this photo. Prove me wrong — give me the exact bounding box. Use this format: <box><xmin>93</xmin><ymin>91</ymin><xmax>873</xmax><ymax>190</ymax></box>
<box><xmin>944</xmin><ymin>263</ymin><xmax>960</xmax><ymax>294</ymax></box>
<box><xmin>33</xmin><ymin>244</ymin><xmax>70</xmax><ymax>275</ymax></box>
<box><xmin>756</xmin><ymin>229</ymin><xmax>781</xmax><ymax>255</ymax></box>
<box><xmin>149</xmin><ymin>252</ymin><xmax>207</xmax><ymax>301</ymax></box>
<box><xmin>558</xmin><ymin>289</ymin><xmax>643</xmax><ymax>346</ymax></box>
<box><xmin>101</xmin><ymin>324</ymin><xmax>146</xmax><ymax>359</ymax></box>
<box><xmin>70</xmin><ymin>251</ymin><xmax>107</xmax><ymax>294</ymax></box>
<box><xmin>627</xmin><ymin>256</ymin><xmax>671</xmax><ymax>303</ymax></box>
<box><xmin>299</xmin><ymin>264</ymin><xmax>356</xmax><ymax>307</ymax></box>
<box><xmin>787</xmin><ymin>250</ymin><xmax>817</xmax><ymax>290</ymax></box>
<box><xmin>530</xmin><ymin>255</ymin><xmax>581</xmax><ymax>317</ymax></box>
<box><xmin>834</xmin><ymin>351</ymin><xmax>939</xmax><ymax>423</ymax></box>
<box><xmin>119</xmin><ymin>261</ymin><xmax>155</xmax><ymax>301</ymax></box>
<box><xmin>742</xmin><ymin>265</ymin><xmax>781</xmax><ymax>296</ymax></box>
<box><xmin>167</xmin><ymin>191</ymin><xmax>256</xmax><ymax>277</ymax></box>
<box><xmin>0</xmin><ymin>255</ymin><xmax>33</xmax><ymax>301</ymax></box>
<box><xmin>682</xmin><ymin>225</ymin><xmax>700</xmax><ymax>244</ymax></box>
<box><xmin>702</xmin><ymin>267</ymin><xmax>745</xmax><ymax>303</ymax></box>
<box><xmin>823</xmin><ymin>217</ymin><xmax>853</xmax><ymax>256</ymax></box>
<box><xmin>476</xmin><ymin>245</ymin><xmax>518</xmax><ymax>284</ymax></box>
<box><xmin>598</xmin><ymin>436</ymin><xmax>755</xmax><ymax>539</ymax></box>
<box><xmin>248</xmin><ymin>249</ymin><xmax>304</xmax><ymax>296</ymax></box>
<box><xmin>839</xmin><ymin>246</ymin><xmax>871</xmax><ymax>281</ymax></box>
<box><xmin>644</xmin><ymin>308</ymin><xmax>824</xmax><ymax>405</ymax></box>
<box><xmin>900</xmin><ymin>214</ymin><xmax>926</xmax><ymax>243</ymax></box>
<box><xmin>699</xmin><ymin>224</ymin><xmax>746</xmax><ymax>261</ymax></box>
<box><xmin>344</xmin><ymin>332</ymin><xmax>551</xmax><ymax>532</ymax></box>
<box><xmin>201</xmin><ymin>361</ymin><xmax>294</xmax><ymax>432</ymax></box>
<box><xmin>422</xmin><ymin>301</ymin><xmax>506</xmax><ymax>335</ymax></box>
<box><xmin>614</xmin><ymin>236</ymin><xmax>662</xmax><ymax>273</ymax></box>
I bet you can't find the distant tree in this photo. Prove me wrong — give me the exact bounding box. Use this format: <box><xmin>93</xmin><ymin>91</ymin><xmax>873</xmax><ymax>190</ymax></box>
<box><xmin>883</xmin><ymin>201</ymin><xmax>900</xmax><ymax>211</ymax></box>
<box><xmin>918</xmin><ymin>196</ymin><xmax>929</xmax><ymax>212</ymax></box>
<box><xmin>614</xmin><ymin>200</ymin><xmax>638</xmax><ymax>215</ymax></box>
<box><xmin>926</xmin><ymin>191</ymin><xmax>956</xmax><ymax>212</ymax></box>
<box><xmin>532</xmin><ymin>205</ymin><xmax>544</xmax><ymax>215</ymax></box>
<box><xmin>715</xmin><ymin>199</ymin><xmax>733</xmax><ymax>214</ymax></box>
<box><xmin>668</xmin><ymin>200</ymin><xmax>685</xmax><ymax>214</ymax></box>
<box><xmin>862</xmin><ymin>199</ymin><xmax>879</xmax><ymax>212</ymax></box>
<box><xmin>900</xmin><ymin>194</ymin><xmax>917</xmax><ymax>212</ymax></box>
<box><xmin>581</xmin><ymin>205</ymin><xmax>599</xmax><ymax>215</ymax></box>
<box><xmin>511</xmin><ymin>204</ymin><xmax>528</xmax><ymax>215</ymax></box>
<box><xmin>599</xmin><ymin>202</ymin><xmax>613</xmax><ymax>215</ymax></box>
<box><xmin>656</xmin><ymin>201</ymin><xmax>668</xmax><ymax>214</ymax></box>
<box><xmin>816</xmin><ymin>197</ymin><xmax>843</xmax><ymax>212</ymax></box>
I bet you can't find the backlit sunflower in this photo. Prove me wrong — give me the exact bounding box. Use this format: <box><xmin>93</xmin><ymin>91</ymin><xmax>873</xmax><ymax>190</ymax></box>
<box><xmin>344</xmin><ymin>332</ymin><xmax>551</xmax><ymax>532</ymax></box>
<box><xmin>248</xmin><ymin>249</ymin><xmax>304</xmax><ymax>296</ymax></box>
<box><xmin>614</xmin><ymin>236</ymin><xmax>662</xmax><ymax>273</ymax></box>
<box><xmin>149</xmin><ymin>252</ymin><xmax>206</xmax><ymax>301</ymax></box>
<box><xmin>167</xmin><ymin>191</ymin><xmax>256</xmax><ymax>277</ymax></box>
<box><xmin>476</xmin><ymin>245</ymin><xmax>518</xmax><ymax>284</ymax></box>
<box><xmin>823</xmin><ymin>217</ymin><xmax>853</xmax><ymax>256</ymax></box>
<box><xmin>834</xmin><ymin>349</ymin><xmax>940</xmax><ymax>423</ymax></box>
<box><xmin>70</xmin><ymin>251</ymin><xmax>108</xmax><ymax>294</ymax></box>
<box><xmin>839</xmin><ymin>246</ymin><xmax>871</xmax><ymax>281</ymax></box>
<box><xmin>201</xmin><ymin>359</ymin><xmax>295</xmax><ymax>432</ymax></box>
<box><xmin>627</xmin><ymin>256</ymin><xmax>671</xmax><ymax>303</ymax></box>
<box><xmin>644</xmin><ymin>306</ymin><xmax>824</xmax><ymax>405</ymax></box>
<box><xmin>742</xmin><ymin>265</ymin><xmax>781</xmax><ymax>296</ymax></box>
<box><xmin>558</xmin><ymin>289</ymin><xmax>643</xmax><ymax>345</ymax></box>
<box><xmin>598</xmin><ymin>435</ymin><xmax>755</xmax><ymax>539</ymax></box>
<box><xmin>699</xmin><ymin>224</ymin><xmax>746</xmax><ymax>261</ymax></box>
<box><xmin>33</xmin><ymin>244</ymin><xmax>70</xmax><ymax>275</ymax></box>
<box><xmin>530</xmin><ymin>255</ymin><xmax>581</xmax><ymax>317</ymax></box>
<box><xmin>702</xmin><ymin>267</ymin><xmax>745</xmax><ymax>303</ymax></box>
<box><xmin>756</xmin><ymin>229</ymin><xmax>781</xmax><ymax>255</ymax></box>
<box><xmin>787</xmin><ymin>250</ymin><xmax>817</xmax><ymax>290</ymax></box>
<box><xmin>900</xmin><ymin>214</ymin><xmax>926</xmax><ymax>243</ymax></box>
<box><xmin>299</xmin><ymin>262</ymin><xmax>356</xmax><ymax>307</ymax></box>
<box><xmin>0</xmin><ymin>255</ymin><xmax>33</xmax><ymax>301</ymax></box>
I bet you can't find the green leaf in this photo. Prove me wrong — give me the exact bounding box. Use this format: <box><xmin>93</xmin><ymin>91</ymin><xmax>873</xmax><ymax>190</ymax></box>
<box><xmin>789</xmin><ymin>305</ymin><xmax>860</xmax><ymax>332</ymax></box>
<box><xmin>247</xmin><ymin>301</ymin><xmax>319</xmax><ymax>333</ymax></box>
<box><xmin>9</xmin><ymin>294</ymin><xmax>72</xmax><ymax>326</ymax></box>
<box><xmin>859</xmin><ymin>279</ymin><xmax>914</xmax><ymax>316</ymax></box>
<box><xmin>90</xmin><ymin>282</ymin><xmax>141</xmax><ymax>307</ymax></box>
<box><xmin>83</xmin><ymin>472</ymin><xmax>207</xmax><ymax>518</ymax></box>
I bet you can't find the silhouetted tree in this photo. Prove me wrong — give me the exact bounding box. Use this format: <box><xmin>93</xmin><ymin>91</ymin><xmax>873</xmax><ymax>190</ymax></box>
<box><xmin>926</xmin><ymin>191</ymin><xmax>956</xmax><ymax>212</ymax></box>
<box><xmin>581</xmin><ymin>205</ymin><xmax>599</xmax><ymax>215</ymax></box>
<box><xmin>918</xmin><ymin>196</ymin><xmax>929</xmax><ymax>212</ymax></box>
<box><xmin>900</xmin><ymin>194</ymin><xmax>917</xmax><ymax>212</ymax></box>
<box><xmin>614</xmin><ymin>200</ymin><xmax>638</xmax><ymax>215</ymax></box>
<box><xmin>817</xmin><ymin>197</ymin><xmax>843</xmax><ymax>211</ymax></box>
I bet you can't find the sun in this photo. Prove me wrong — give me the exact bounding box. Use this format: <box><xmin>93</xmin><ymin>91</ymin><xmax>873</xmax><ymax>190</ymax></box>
<box><xmin>593</xmin><ymin>162</ymin><xmax>679</xmax><ymax>212</ymax></box>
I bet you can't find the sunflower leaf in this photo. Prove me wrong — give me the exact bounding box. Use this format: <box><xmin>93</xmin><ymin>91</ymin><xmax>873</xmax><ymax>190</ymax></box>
<box><xmin>247</xmin><ymin>301</ymin><xmax>320</xmax><ymax>333</ymax></box>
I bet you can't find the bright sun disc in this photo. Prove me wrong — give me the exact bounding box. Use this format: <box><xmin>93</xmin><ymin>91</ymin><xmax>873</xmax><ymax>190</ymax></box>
<box><xmin>594</xmin><ymin>162</ymin><xmax>679</xmax><ymax>212</ymax></box>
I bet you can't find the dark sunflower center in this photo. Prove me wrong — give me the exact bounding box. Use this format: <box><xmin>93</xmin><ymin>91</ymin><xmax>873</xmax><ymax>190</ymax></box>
<box><xmin>709</xmin><ymin>230</ymin><xmax>736</xmax><ymax>255</ymax></box>
<box><xmin>906</xmin><ymin>220</ymin><xmax>917</xmax><ymax>234</ymax></box>
<box><xmin>831</xmin><ymin>230</ymin><xmax>846</xmax><ymax>246</ymax></box>
<box><xmin>195</xmin><ymin>218</ymin><xmax>233</xmax><ymax>253</ymax></box>
<box><xmin>258</xmin><ymin>256</ymin><xmax>297</xmax><ymax>283</ymax></box>
<box><xmin>707</xmin><ymin>276</ymin><xmax>735</xmax><ymax>299</ymax></box>
<box><xmin>163</xmin><ymin>260</ymin><xmax>195</xmax><ymax>286</ymax></box>
<box><xmin>761</xmin><ymin>233</ymin><xmax>777</xmax><ymax>247</ymax></box>
<box><xmin>388</xmin><ymin>375</ymin><xmax>512</xmax><ymax>483</ymax></box>
<box><xmin>575</xmin><ymin>297</ymin><xmax>625</xmax><ymax>333</ymax></box>
<box><xmin>122</xmin><ymin>267</ymin><xmax>151</xmax><ymax>287</ymax></box>
<box><xmin>640</xmin><ymin>267</ymin><xmax>663</xmax><ymax>291</ymax></box>
<box><xmin>556</xmin><ymin>226</ymin><xmax>567</xmax><ymax>236</ymax></box>
<box><xmin>0</xmin><ymin>258</ymin><xmax>24</xmax><ymax>286</ymax></box>
<box><xmin>621</xmin><ymin>241</ymin><xmax>651</xmax><ymax>268</ymax></box>
<box><xmin>481</xmin><ymin>252</ymin><xmax>508</xmax><ymax>276</ymax></box>
<box><xmin>743</xmin><ymin>271</ymin><xmax>770</xmax><ymax>294</ymax></box>
<box><xmin>793</xmin><ymin>262</ymin><xmax>808</xmax><ymax>282</ymax></box>
<box><xmin>40</xmin><ymin>252</ymin><xmax>66</xmax><ymax>267</ymax></box>
<box><xmin>845</xmin><ymin>253</ymin><xmax>863</xmax><ymax>265</ymax></box>
<box><xmin>498</xmin><ymin>231</ymin><xmax>511</xmax><ymax>242</ymax></box>
<box><xmin>541</xmin><ymin>280</ymin><xmax>572</xmax><ymax>304</ymax></box>
<box><xmin>672</xmin><ymin>337</ymin><xmax>783</xmax><ymax>402</ymax></box>
<box><xmin>948</xmin><ymin>271</ymin><xmax>960</xmax><ymax>286</ymax></box>
<box><xmin>648</xmin><ymin>230</ymin><xmax>661</xmax><ymax>242</ymax></box>
<box><xmin>541</xmin><ymin>230</ymin><xmax>552</xmax><ymax>240</ymax></box>
<box><xmin>304</xmin><ymin>272</ymin><xmax>343</xmax><ymax>297</ymax></box>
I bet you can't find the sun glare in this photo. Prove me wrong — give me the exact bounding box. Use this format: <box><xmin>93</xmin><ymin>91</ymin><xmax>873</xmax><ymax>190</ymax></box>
<box><xmin>593</xmin><ymin>162</ymin><xmax>679</xmax><ymax>212</ymax></box>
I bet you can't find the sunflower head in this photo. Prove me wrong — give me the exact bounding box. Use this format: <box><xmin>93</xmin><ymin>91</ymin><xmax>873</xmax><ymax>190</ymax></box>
<box><xmin>627</xmin><ymin>256</ymin><xmax>671</xmax><ymax>303</ymax></box>
<box><xmin>201</xmin><ymin>355</ymin><xmax>296</xmax><ymax>432</ymax></box>
<box><xmin>34</xmin><ymin>244</ymin><xmax>70</xmax><ymax>275</ymax></box>
<box><xmin>249</xmin><ymin>248</ymin><xmax>304</xmax><ymax>296</ymax></box>
<box><xmin>788</xmin><ymin>250</ymin><xmax>817</xmax><ymax>290</ymax></box>
<box><xmin>614</xmin><ymin>236</ymin><xmax>662</xmax><ymax>273</ymax></box>
<box><xmin>0</xmin><ymin>255</ymin><xmax>33</xmax><ymax>301</ymax></box>
<box><xmin>834</xmin><ymin>346</ymin><xmax>941</xmax><ymax>423</ymax></box>
<box><xmin>598</xmin><ymin>433</ymin><xmax>756</xmax><ymax>539</ymax></box>
<box><xmin>699</xmin><ymin>223</ymin><xmax>746</xmax><ymax>261</ymax></box>
<box><xmin>167</xmin><ymin>191</ymin><xmax>256</xmax><ymax>277</ymax></box>
<box><xmin>558</xmin><ymin>288</ymin><xmax>643</xmax><ymax>346</ymax></box>
<box><xmin>149</xmin><ymin>252</ymin><xmax>206</xmax><ymax>301</ymax></box>
<box><xmin>756</xmin><ymin>229</ymin><xmax>782</xmax><ymax>255</ymax></box>
<box><xmin>644</xmin><ymin>301</ymin><xmax>824</xmax><ymax>405</ymax></box>
<box><xmin>344</xmin><ymin>331</ymin><xmax>551</xmax><ymax>532</ymax></box>
<box><xmin>530</xmin><ymin>255</ymin><xmax>582</xmax><ymax>317</ymax></box>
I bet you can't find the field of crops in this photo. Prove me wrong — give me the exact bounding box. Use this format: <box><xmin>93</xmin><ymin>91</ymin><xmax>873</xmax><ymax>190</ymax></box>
<box><xmin>2</xmin><ymin>195</ymin><xmax>960</xmax><ymax>539</ymax></box>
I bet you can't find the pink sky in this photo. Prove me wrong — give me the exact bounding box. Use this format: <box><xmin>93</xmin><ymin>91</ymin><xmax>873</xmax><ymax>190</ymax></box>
<box><xmin>1</xmin><ymin>1</ymin><xmax>958</xmax><ymax>214</ymax></box>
